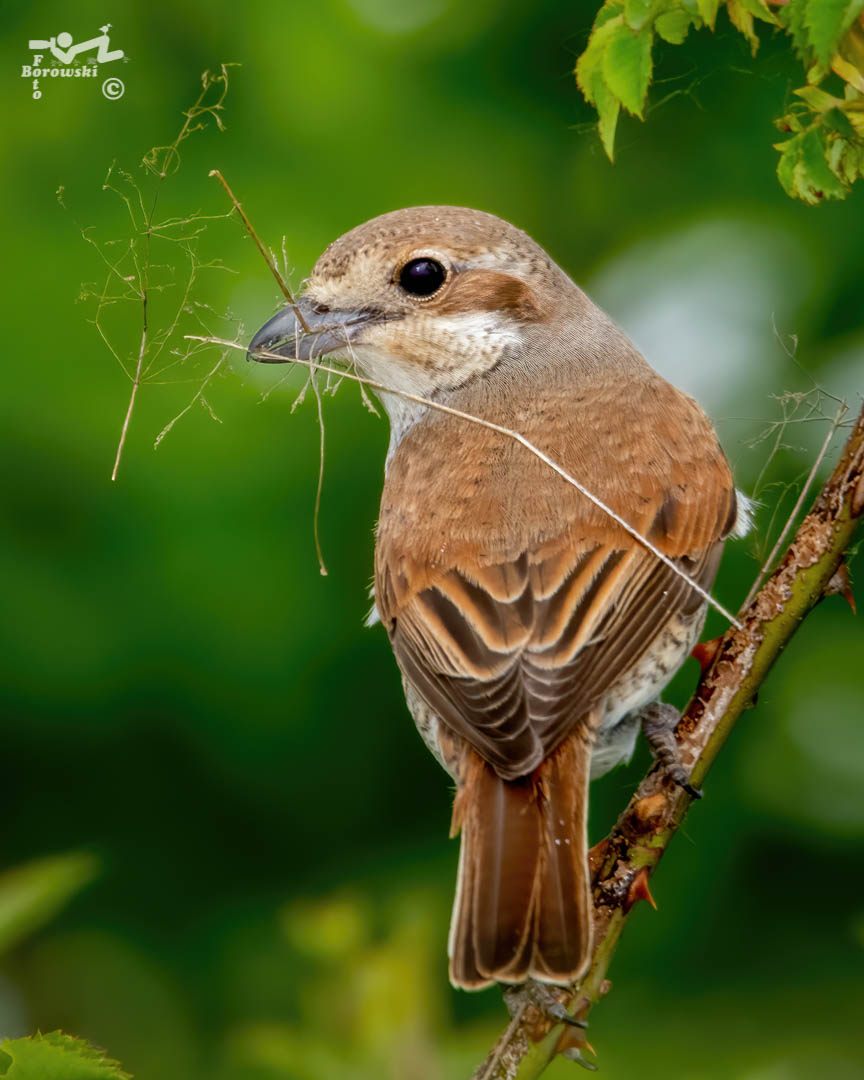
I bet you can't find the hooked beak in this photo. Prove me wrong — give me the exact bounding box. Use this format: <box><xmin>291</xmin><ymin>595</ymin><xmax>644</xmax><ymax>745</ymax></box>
<box><xmin>247</xmin><ymin>298</ymin><xmax>380</xmax><ymax>364</ymax></box>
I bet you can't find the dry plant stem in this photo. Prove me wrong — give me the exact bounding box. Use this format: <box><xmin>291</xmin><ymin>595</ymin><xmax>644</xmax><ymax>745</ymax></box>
<box><xmin>741</xmin><ymin>400</ymin><xmax>847</xmax><ymax>608</ymax></box>
<box><xmin>110</xmin><ymin>68</ymin><xmax>231</xmax><ymax>481</ymax></box>
<box><xmin>472</xmin><ymin>401</ymin><xmax>864</xmax><ymax>1080</ymax></box>
<box><xmin>208</xmin><ymin>170</ymin><xmax>312</xmax><ymax>333</ymax></box>
<box><xmin>112</xmin><ymin>323</ymin><xmax>148</xmax><ymax>482</ymax></box>
<box><xmin>186</xmin><ymin>335</ymin><xmax>743</xmax><ymax>630</ymax></box>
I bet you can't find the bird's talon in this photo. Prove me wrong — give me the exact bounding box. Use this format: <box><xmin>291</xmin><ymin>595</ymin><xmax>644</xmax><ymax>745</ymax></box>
<box><xmin>504</xmin><ymin>978</ymin><xmax>587</xmax><ymax>1029</ymax></box>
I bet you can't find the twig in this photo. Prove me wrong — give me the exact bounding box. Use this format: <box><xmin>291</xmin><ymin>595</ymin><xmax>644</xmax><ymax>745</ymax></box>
<box><xmin>470</xmin><ymin>401</ymin><xmax>864</xmax><ymax>1079</ymax></box>
<box><xmin>208</xmin><ymin>170</ymin><xmax>311</xmax><ymax>334</ymax></box>
<box><xmin>186</xmin><ymin>335</ymin><xmax>744</xmax><ymax>630</ymax></box>
<box><xmin>111</xmin><ymin>322</ymin><xmax>148</xmax><ymax>482</ymax></box>
<box><xmin>103</xmin><ymin>66</ymin><xmax>234</xmax><ymax>481</ymax></box>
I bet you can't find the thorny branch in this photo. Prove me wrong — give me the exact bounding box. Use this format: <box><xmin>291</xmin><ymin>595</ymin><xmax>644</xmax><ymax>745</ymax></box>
<box><xmin>470</xmin><ymin>402</ymin><xmax>864</xmax><ymax>1080</ymax></box>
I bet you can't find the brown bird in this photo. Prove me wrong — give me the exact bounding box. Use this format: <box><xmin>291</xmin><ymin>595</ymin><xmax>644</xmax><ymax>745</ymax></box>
<box><xmin>249</xmin><ymin>206</ymin><xmax>748</xmax><ymax>992</ymax></box>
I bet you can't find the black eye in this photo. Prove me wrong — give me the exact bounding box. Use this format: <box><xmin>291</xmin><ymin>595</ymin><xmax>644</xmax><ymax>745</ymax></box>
<box><xmin>398</xmin><ymin>258</ymin><xmax>447</xmax><ymax>297</ymax></box>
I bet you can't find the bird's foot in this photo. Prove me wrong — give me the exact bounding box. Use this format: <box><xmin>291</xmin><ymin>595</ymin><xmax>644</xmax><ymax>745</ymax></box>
<box><xmin>638</xmin><ymin>702</ymin><xmax>702</xmax><ymax>799</ymax></box>
<box><xmin>503</xmin><ymin>980</ymin><xmax>596</xmax><ymax>1069</ymax></box>
<box><xmin>503</xmin><ymin>978</ymin><xmax>587</xmax><ymax>1028</ymax></box>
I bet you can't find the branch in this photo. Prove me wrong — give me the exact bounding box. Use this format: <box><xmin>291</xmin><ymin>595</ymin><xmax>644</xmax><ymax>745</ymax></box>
<box><xmin>473</xmin><ymin>401</ymin><xmax>864</xmax><ymax>1080</ymax></box>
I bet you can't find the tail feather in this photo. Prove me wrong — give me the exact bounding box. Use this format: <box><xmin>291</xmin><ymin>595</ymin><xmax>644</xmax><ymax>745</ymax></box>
<box><xmin>448</xmin><ymin>735</ymin><xmax>592</xmax><ymax>989</ymax></box>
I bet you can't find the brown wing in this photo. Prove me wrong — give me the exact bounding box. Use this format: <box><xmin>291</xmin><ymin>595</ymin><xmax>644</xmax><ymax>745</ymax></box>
<box><xmin>375</xmin><ymin>371</ymin><xmax>736</xmax><ymax>781</ymax></box>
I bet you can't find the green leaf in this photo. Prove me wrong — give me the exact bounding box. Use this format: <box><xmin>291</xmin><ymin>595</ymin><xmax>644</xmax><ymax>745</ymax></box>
<box><xmin>575</xmin><ymin>13</ymin><xmax>626</xmax><ymax>158</ymax></box>
<box><xmin>775</xmin><ymin>111</ymin><xmax>804</xmax><ymax>133</ymax></box>
<box><xmin>603</xmin><ymin>23</ymin><xmax>654</xmax><ymax>116</ymax></box>
<box><xmin>823</xmin><ymin>105</ymin><xmax>858</xmax><ymax>136</ymax></box>
<box><xmin>594</xmin><ymin>1</ymin><xmax>626</xmax><ymax>29</ymax></box>
<box><xmin>775</xmin><ymin>135</ymin><xmax>800</xmax><ymax>197</ymax></box>
<box><xmin>826</xmin><ymin>135</ymin><xmax>862</xmax><ymax>181</ymax></box>
<box><xmin>796</xmin><ymin>126</ymin><xmax>849</xmax><ymax>200</ymax></box>
<box><xmin>805</xmin><ymin>0</ymin><xmax>864</xmax><ymax>67</ymax></box>
<box><xmin>697</xmin><ymin>0</ymin><xmax>721</xmax><ymax>30</ymax></box>
<box><xmin>0</xmin><ymin>1033</ymin><xmax>130</xmax><ymax>1080</ymax></box>
<box><xmin>773</xmin><ymin>125</ymin><xmax>851</xmax><ymax>202</ymax></box>
<box><xmin>793</xmin><ymin>85</ymin><xmax>845</xmax><ymax>110</ymax></box>
<box><xmin>0</xmin><ymin>853</ymin><xmax>99</xmax><ymax>957</ymax></box>
<box><xmin>656</xmin><ymin>7</ymin><xmax>697</xmax><ymax>42</ymax></box>
<box><xmin>575</xmin><ymin>15</ymin><xmax>622</xmax><ymax>104</ymax></box>
<box><xmin>594</xmin><ymin>72</ymin><xmax>622</xmax><ymax>158</ymax></box>
<box><xmin>738</xmin><ymin>0</ymin><xmax>781</xmax><ymax>27</ymax></box>
<box><xmin>844</xmin><ymin>99</ymin><xmax>864</xmax><ymax>135</ymax></box>
<box><xmin>780</xmin><ymin>0</ymin><xmax>813</xmax><ymax>59</ymax></box>
<box><xmin>624</xmin><ymin>0</ymin><xmax>657</xmax><ymax>30</ymax></box>
<box><xmin>832</xmin><ymin>53</ymin><xmax>864</xmax><ymax>92</ymax></box>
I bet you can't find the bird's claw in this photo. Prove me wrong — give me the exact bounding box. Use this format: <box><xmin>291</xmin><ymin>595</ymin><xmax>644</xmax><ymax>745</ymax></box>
<box><xmin>503</xmin><ymin>978</ymin><xmax>588</xmax><ymax>1027</ymax></box>
<box><xmin>638</xmin><ymin>702</ymin><xmax>703</xmax><ymax>798</ymax></box>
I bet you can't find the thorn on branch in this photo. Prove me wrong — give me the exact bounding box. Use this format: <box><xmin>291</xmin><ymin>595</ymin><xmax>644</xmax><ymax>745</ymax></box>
<box><xmin>624</xmin><ymin>866</ymin><xmax>658</xmax><ymax>913</ymax></box>
<box><xmin>823</xmin><ymin>561</ymin><xmax>856</xmax><ymax>613</ymax></box>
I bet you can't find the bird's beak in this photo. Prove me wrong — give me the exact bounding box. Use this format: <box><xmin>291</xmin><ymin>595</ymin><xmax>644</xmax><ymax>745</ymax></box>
<box><xmin>247</xmin><ymin>298</ymin><xmax>379</xmax><ymax>364</ymax></box>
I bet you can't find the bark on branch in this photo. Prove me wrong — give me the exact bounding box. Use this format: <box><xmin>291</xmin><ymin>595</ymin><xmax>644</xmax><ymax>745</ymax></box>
<box><xmin>473</xmin><ymin>402</ymin><xmax>864</xmax><ymax>1080</ymax></box>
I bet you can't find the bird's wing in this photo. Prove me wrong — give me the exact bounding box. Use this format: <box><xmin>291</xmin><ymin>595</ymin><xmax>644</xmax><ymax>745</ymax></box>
<box><xmin>375</xmin><ymin>374</ymin><xmax>736</xmax><ymax>780</ymax></box>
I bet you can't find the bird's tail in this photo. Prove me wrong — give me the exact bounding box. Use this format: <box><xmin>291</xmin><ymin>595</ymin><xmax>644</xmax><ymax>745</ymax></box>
<box><xmin>448</xmin><ymin>734</ymin><xmax>593</xmax><ymax>989</ymax></box>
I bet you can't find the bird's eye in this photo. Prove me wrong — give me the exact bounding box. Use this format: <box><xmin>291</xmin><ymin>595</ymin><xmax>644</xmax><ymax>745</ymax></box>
<box><xmin>398</xmin><ymin>258</ymin><xmax>447</xmax><ymax>297</ymax></box>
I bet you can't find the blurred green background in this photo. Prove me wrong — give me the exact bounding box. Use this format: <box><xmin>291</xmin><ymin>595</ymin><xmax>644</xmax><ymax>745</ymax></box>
<box><xmin>1</xmin><ymin>1</ymin><xmax>863</xmax><ymax>1077</ymax></box>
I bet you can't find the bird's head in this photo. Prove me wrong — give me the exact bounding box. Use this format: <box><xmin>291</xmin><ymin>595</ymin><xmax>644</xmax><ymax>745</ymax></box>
<box><xmin>248</xmin><ymin>206</ymin><xmax>581</xmax><ymax>405</ymax></box>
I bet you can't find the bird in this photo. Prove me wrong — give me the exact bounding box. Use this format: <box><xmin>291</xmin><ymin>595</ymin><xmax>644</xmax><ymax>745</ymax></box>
<box><xmin>248</xmin><ymin>206</ymin><xmax>748</xmax><ymax>992</ymax></box>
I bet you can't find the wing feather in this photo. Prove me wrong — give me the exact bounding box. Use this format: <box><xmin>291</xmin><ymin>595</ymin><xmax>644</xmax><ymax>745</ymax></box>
<box><xmin>376</xmin><ymin>372</ymin><xmax>737</xmax><ymax>780</ymax></box>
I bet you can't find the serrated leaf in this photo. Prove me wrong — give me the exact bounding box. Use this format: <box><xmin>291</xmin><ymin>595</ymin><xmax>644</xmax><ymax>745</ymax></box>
<box><xmin>794</xmin><ymin>85</ymin><xmax>845</xmax><ymax>110</ymax></box>
<box><xmin>805</xmin><ymin>0</ymin><xmax>864</xmax><ymax>67</ymax></box>
<box><xmin>796</xmin><ymin>126</ymin><xmax>849</xmax><ymax>200</ymax></box>
<box><xmin>697</xmin><ymin>0</ymin><xmax>721</xmax><ymax>30</ymax></box>
<box><xmin>727</xmin><ymin>0</ymin><xmax>760</xmax><ymax>54</ymax></box>
<box><xmin>594</xmin><ymin>72</ymin><xmax>622</xmax><ymax>158</ymax></box>
<box><xmin>656</xmin><ymin>7</ymin><xmax>697</xmax><ymax>42</ymax></box>
<box><xmin>603</xmin><ymin>23</ymin><xmax>654</xmax><ymax>116</ymax></box>
<box><xmin>576</xmin><ymin>15</ymin><xmax>624</xmax><ymax>104</ymax></box>
<box><xmin>779</xmin><ymin>0</ymin><xmax>812</xmax><ymax>60</ymax></box>
<box><xmin>0</xmin><ymin>1032</ymin><xmax>131</xmax><ymax>1080</ymax></box>
<box><xmin>0</xmin><ymin>853</ymin><xmax>99</xmax><ymax>957</ymax></box>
